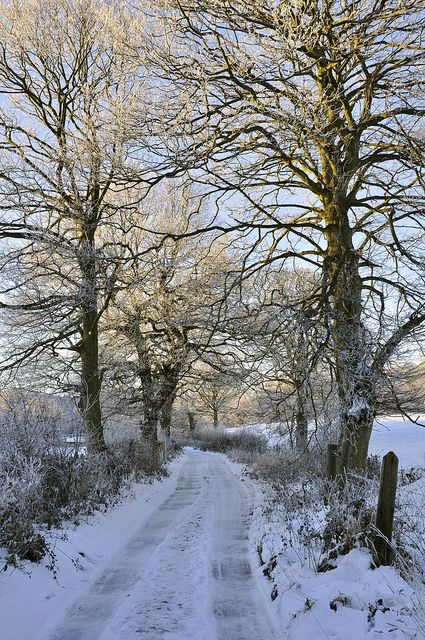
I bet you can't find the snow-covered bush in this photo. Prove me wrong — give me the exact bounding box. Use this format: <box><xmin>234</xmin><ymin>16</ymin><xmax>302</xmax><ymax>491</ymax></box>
<box><xmin>0</xmin><ymin>402</ymin><xmax>62</xmax><ymax>463</ymax></box>
<box><xmin>320</xmin><ymin>473</ymin><xmax>378</xmax><ymax>569</ymax></box>
<box><xmin>253</xmin><ymin>445</ymin><xmax>382</xmax><ymax>576</ymax></box>
<box><xmin>251</xmin><ymin>442</ymin><xmax>425</xmax><ymax>638</ymax></box>
<box><xmin>0</xmin><ymin>454</ymin><xmax>47</xmax><ymax>562</ymax></box>
<box><xmin>0</xmin><ymin>445</ymin><xmax>160</xmax><ymax>568</ymax></box>
<box><xmin>191</xmin><ymin>428</ymin><xmax>268</xmax><ymax>462</ymax></box>
<box><xmin>389</xmin><ymin>477</ymin><xmax>425</xmax><ymax>634</ymax></box>
<box><xmin>254</xmin><ymin>445</ymin><xmax>326</xmax><ymax>487</ymax></box>
<box><xmin>108</xmin><ymin>438</ymin><xmax>168</xmax><ymax>478</ymax></box>
<box><xmin>0</xmin><ymin>394</ymin><xmax>162</xmax><ymax>569</ymax></box>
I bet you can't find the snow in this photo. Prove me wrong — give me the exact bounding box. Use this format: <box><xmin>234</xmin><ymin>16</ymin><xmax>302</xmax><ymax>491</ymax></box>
<box><xmin>245</xmin><ymin>481</ymin><xmax>424</xmax><ymax>640</ymax></box>
<box><xmin>268</xmin><ymin>546</ymin><xmax>418</xmax><ymax>640</ymax></box>
<box><xmin>231</xmin><ymin>414</ymin><xmax>425</xmax><ymax>468</ymax></box>
<box><xmin>1</xmin><ymin>449</ymin><xmax>279</xmax><ymax>640</ymax></box>
<box><xmin>2</xmin><ymin>417</ymin><xmax>425</xmax><ymax>640</ymax></box>
<box><xmin>369</xmin><ymin>415</ymin><xmax>425</xmax><ymax>468</ymax></box>
<box><xmin>240</xmin><ymin>414</ymin><xmax>425</xmax><ymax>640</ymax></box>
<box><xmin>225</xmin><ymin>422</ymin><xmax>291</xmax><ymax>448</ymax></box>
<box><xmin>0</xmin><ymin>454</ymin><xmax>188</xmax><ymax>640</ymax></box>
<box><xmin>348</xmin><ymin>396</ymin><xmax>370</xmax><ymax>417</ymax></box>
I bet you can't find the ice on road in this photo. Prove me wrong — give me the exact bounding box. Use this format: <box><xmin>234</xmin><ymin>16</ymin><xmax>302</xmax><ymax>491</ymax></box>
<box><xmin>46</xmin><ymin>449</ymin><xmax>279</xmax><ymax>640</ymax></box>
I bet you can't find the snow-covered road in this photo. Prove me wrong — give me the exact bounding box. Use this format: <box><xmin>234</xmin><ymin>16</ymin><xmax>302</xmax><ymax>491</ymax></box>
<box><xmin>45</xmin><ymin>449</ymin><xmax>279</xmax><ymax>640</ymax></box>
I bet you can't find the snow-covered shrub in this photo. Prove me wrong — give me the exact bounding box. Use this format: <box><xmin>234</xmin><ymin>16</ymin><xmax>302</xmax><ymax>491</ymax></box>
<box><xmin>320</xmin><ymin>473</ymin><xmax>378</xmax><ymax>569</ymax></box>
<box><xmin>254</xmin><ymin>445</ymin><xmax>326</xmax><ymax>487</ymax></box>
<box><xmin>378</xmin><ymin>478</ymin><xmax>425</xmax><ymax>638</ymax></box>
<box><xmin>390</xmin><ymin>478</ymin><xmax>425</xmax><ymax>583</ymax></box>
<box><xmin>192</xmin><ymin>428</ymin><xmax>268</xmax><ymax>462</ymax></box>
<box><xmin>39</xmin><ymin>452</ymin><xmax>119</xmax><ymax>524</ymax></box>
<box><xmin>0</xmin><ymin>445</ymin><xmax>156</xmax><ymax>568</ymax></box>
<box><xmin>0</xmin><ymin>406</ymin><xmax>61</xmax><ymax>463</ymax></box>
<box><xmin>0</xmin><ymin>454</ymin><xmax>47</xmax><ymax>563</ymax></box>
<box><xmin>252</xmin><ymin>442</ymin><xmax>424</xmax><ymax>638</ymax></box>
<box><xmin>399</xmin><ymin>466</ymin><xmax>425</xmax><ymax>487</ymax></box>
<box><xmin>107</xmin><ymin>438</ymin><xmax>166</xmax><ymax>478</ymax></box>
<box><xmin>255</xmin><ymin>468</ymin><xmax>328</xmax><ymax>582</ymax></box>
<box><xmin>253</xmin><ymin>445</ymin><xmax>381</xmax><ymax>576</ymax></box>
<box><xmin>0</xmin><ymin>396</ymin><xmax>65</xmax><ymax>563</ymax></box>
<box><xmin>0</xmin><ymin>394</ymin><xmax>161</xmax><ymax>568</ymax></box>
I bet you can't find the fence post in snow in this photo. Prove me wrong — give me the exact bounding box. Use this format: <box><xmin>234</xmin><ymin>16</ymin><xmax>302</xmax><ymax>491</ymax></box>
<box><xmin>375</xmin><ymin>451</ymin><xmax>399</xmax><ymax>566</ymax></box>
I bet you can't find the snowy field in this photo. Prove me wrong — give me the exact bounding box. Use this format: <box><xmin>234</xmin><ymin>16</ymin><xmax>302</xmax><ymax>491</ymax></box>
<box><xmin>369</xmin><ymin>415</ymin><xmax>425</xmax><ymax>468</ymax></box>
<box><xmin>229</xmin><ymin>414</ymin><xmax>425</xmax><ymax>469</ymax></box>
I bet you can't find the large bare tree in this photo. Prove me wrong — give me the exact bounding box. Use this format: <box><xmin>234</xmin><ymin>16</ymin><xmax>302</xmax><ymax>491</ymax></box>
<box><xmin>142</xmin><ymin>0</ymin><xmax>425</xmax><ymax>471</ymax></box>
<box><xmin>0</xmin><ymin>0</ymin><xmax>146</xmax><ymax>452</ymax></box>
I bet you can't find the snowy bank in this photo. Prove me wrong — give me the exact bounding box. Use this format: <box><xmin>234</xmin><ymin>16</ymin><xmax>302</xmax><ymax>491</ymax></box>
<box><xmin>233</xmin><ymin>417</ymin><xmax>425</xmax><ymax>640</ymax></box>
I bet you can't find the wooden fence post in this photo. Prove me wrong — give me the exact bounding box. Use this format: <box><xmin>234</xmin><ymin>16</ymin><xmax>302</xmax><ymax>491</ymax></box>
<box><xmin>375</xmin><ymin>451</ymin><xmax>399</xmax><ymax>566</ymax></box>
<box><xmin>327</xmin><ymin>444</ymin><xmax>338</xmax><ymax>479</ymax></box>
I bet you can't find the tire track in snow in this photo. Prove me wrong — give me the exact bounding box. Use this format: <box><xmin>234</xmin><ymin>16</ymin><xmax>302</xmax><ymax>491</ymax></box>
<box><xmin>46</xmin><ymin>449</ymin><xmax>278</xmax><ymax>640</ymax></box>
<box><xmin>208</xmin><ymin>455</ymin><xmax>278</xmax><ymax>640</ymax></box>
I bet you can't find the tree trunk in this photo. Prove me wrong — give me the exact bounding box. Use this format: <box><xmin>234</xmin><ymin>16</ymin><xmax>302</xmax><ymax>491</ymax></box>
<box><xmin>77</xmin><ymin>187</ymin><xmax>106</xmax><ymax>454</ymax></box>
<box><xmin>79</xmin><ymin>309</ymin><xmax>105</xmax><ymax>453</ymax></box>
<box><xmin>188</xmin><ymin>410</ymin><xmax>196</xmax><ymax>432</ymax></box>
<box><xmin>141</xmin><ymin>395</ymin><xmax>162</xmax><ymax>467</ymax></box>
<box><xmin>159</xmin><ymin>367</ymin><xmax>180</xmax><ymax>439</ymax></box>
<box><xmin>145</xmin><ymin>421</ymin><xmax>162</xmax><ymax>468</ymax></box>
<box><xmin>295</xmin><ymin>381</ymin><xmax>308</xmax><ymax>450</ymax></box>
<box><xmin>323</xmin><ymin>203</ymin><xmax>375</xmax><ymax>473</ymax></box>
<box><xmin>161</xmin><ymin>393</ymin><xmax>174</xmax><ymax>439</ymax></box>
<box><xmin>338</xmin><ymin>401</ymin><xmax>375</xmax><ymax>472</ymax></box>
<box><xmin>213</xmin><ymin>406</ymin><xmax>218</xmax><ymax>429</ymax></box>
<box><xmin>134</xmin><ymin>330</ymin><xmax>163</xmax><ymax>467</ymax></box>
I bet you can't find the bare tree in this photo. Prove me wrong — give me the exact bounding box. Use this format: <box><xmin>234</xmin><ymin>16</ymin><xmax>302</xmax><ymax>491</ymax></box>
<box><xmin>101</xmin><ymin>184</ymin><xmax>228</xmax><ymax>461</ymax></box>
<box><xmin>256</xmin><ymin>269</ymin><xmax>327</xmax><ymax>449</ymax></box>
<box><xmin>142</xmin><ymin>0</ymin><xmax>425</xmax><ymax>471</ymax></box>
<box><xmin>0</xmin><ymin>0</ymin><xmax>146</xmax><ymax>452</ymax></box>
<box><xmin>219</xmin><ymin>266</ymin><xmax>333</xmax><ymax>448</ymax></box>
<box><xmin>184</xmin><ymin>366</ymin><xmax>239</xmax><ymax>429</ymax></box>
